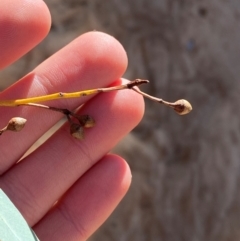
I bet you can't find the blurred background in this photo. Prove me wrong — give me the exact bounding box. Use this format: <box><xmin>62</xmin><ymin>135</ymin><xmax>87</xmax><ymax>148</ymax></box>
<box><xmin>1</xmin><ymin>0</ymin><xmax>240</xmax><ymax>240</ymax></box>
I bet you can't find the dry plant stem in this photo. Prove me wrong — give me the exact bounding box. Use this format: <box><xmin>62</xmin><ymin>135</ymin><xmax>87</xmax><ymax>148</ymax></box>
<box><xmin>132</xmin><ymin>87</ymin><xmax>192</xmax><ymax>115</ymax></box>
<box><xmin>23</xmin><ymin>103</ymin><xmax>94</xmax><ymax>130</ymax></box>
<box><xmin>0</xmin><ymin>78</ymin><xmax>192</xmax><ymax>115</ymax></box>
<box><xmin>26</xmin><ymin>102</ymin><xmax>79</xmax><ymax>119</ymax></box>
<box><xmin>22</xmin><ymin>102</ymin><xmax>83</xmax><ymax>126</ymax></box>
<box><xmin>0</xmin><ymin>80</ymin><xmax>148</xmax><ymax>136</ymax></box>
<box><xmin>22</xmin><ymin>103</ymin><xmax>72</xmax><ymax>116</ymax></box>
<box><xmin>0</xmin><ymin>127</ymin><xmax>6</xmax><ymax>135</ymax></box>
<box><xmin>0</xmin><ymin>79</ymin><xmax>192</xmax><ymax>138</ymax></box>
<box><xmin>0</xmin><ymin>79</ymin><xmax>148</xmax><ymax>107</ymax></box>
<box><xmin>18</xmin><ymin>77</ymin><xmax>187</xmax><ymax>117</ymax></box>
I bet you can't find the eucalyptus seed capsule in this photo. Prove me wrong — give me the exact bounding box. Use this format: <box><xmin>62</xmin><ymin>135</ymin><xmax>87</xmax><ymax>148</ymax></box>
<box><xmin>7</xmin><ymin>117</ymin><xmax>27</xmax><ymax>132</ymax></box>
<box><xmin>172</xmin><ymin>99</ymin><xmax>192</xmax><ymax>115</ymax></box>
<box><xmin>76</xmin><ymin>115</ymin><xmax>95</xmax><ymax>128</ymax></box>
<box><xmin>70</xmin><ymin>123</ymin><xmax>84</xmax><ymax>140</ymax></box>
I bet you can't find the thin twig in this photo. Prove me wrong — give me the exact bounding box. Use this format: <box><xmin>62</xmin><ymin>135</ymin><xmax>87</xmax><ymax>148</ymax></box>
<box><xmin>0</xmin><ymin>79</ymin><xmax>148</xmax><ymax>107</ymax></box>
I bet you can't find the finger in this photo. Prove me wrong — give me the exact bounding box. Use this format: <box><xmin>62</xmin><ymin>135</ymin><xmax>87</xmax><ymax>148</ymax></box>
<box><xmin>0</xmin><ymin>31</ymin><xmax>128</xmax><ymax>173</ymax></box>
<box><xmin>34</xmin><ymin>154</ymin><xmax>131</xmax><ymax>241</ymax></box>
<box><xmin>0</xmin><ymin>0</ymin><xmax>51</xmax><ymax>69</ymax></box>
<box><xmin>0</xmin><ymin>80</ymin><xmax>144</xmax><ymax>226</ymax></box>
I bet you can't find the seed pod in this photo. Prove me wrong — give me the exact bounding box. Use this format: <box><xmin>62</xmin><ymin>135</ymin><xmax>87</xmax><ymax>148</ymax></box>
<box><xmin>76</xmin><ymin>115</ymin><xmax>95</xmax><ymax>128</ymax></box>
<box><xmin>172</xmin><ymin>99</ymin><xmax>192</xmax><ymax>115</ymax></box>
<box><xmin>70</xmin><ymin>123</ymin><xmax>84</xmax><ymax>140</ymax></box>
<box><xmin>7</xmin><ymin>117</ymin><xmax>27</xmax><ymax>132</ymax></box>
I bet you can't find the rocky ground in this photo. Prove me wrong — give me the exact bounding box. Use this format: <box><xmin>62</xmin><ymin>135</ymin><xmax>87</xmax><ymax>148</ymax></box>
<box><xmin>1</xmin><ymin>0</ymin><xmax>240</xmax><ymax>240</ymax></box>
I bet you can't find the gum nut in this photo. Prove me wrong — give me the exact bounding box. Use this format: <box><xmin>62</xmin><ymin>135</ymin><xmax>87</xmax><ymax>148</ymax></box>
<box><xmin>70</xmin><ymin>123</ymin><xmax>84</xmax><ymax>140</ymax></box>
<box><xmin>173</xmin><ymin>99</ymin><xmax>192</xmax><ymax>115</ymax></box>
<box><xmin>77</xmin><ymin>115</ymin><xmax>95</xmax><ymax>128</ymax></box>
<box><xmin>7</xmin><ymin>117</ymin><xmax>27</xmax><ymax>132</ymax></box>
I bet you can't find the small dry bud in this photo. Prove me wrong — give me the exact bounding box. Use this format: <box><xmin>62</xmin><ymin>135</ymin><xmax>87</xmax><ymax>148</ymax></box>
<box><xmin>172</xmin><ymin>99</ymin><xmax>192</xmax><ymax>115</ymax></box>
<box><xmin>76</xmin><ymin>115</ymin><xmax>95</xmax><ymax>128</ymax></box>
<box><xmin>132</xmin><ymin>84</ymin><xmax>192</xmax><ymax>116</ymax></box>
<box><xmin>70</xmin><ymin>123</ymin><xmax>84</xmax><ymax>140</ymax></box>
<box><xmin>7</xmin><ymin>117</ymin><xmax>27</xmax><ymax>132</ymax></box>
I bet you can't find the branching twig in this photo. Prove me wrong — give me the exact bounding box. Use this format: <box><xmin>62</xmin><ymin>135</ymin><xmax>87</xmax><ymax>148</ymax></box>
<box><xmin>0</xmin><ymin>79</ymin><xmax>192</xmax><ymax>139</ymax></box>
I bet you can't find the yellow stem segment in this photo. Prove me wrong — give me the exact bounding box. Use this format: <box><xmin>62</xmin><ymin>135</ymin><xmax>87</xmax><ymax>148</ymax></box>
<box><xmin>0</xmin><ymin>89</ymin><xmax>99</xmax><ymax>106</ymax></box>
<box><xmin>0</xmin><ymin>79</ymin><xmax>148</xmax><ymax>107</ymax></box>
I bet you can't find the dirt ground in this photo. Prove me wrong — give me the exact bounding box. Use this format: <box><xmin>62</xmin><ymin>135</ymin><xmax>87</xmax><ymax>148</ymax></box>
<box><xmin>1</xmin><ymin>0</ymin><xmax>240</xmax><ymax>240</ymax></box>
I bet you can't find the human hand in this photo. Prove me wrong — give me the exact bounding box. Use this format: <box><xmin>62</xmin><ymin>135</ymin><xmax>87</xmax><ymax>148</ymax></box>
<box><xmin>0</xmin><ymin>1</ymin><xmax>144</xmax><ymax>240</ymax></box>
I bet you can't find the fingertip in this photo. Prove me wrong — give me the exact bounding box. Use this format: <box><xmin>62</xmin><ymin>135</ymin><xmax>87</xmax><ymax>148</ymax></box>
<box><xmin>0</xmin><ymin>0</ymin><xmax>51</xmax><ymax>69</ymax></box>
<box><xmin>73</xmin><ymin>31</ymin><xmax>128</xmax><ymax>81</ymax></box>
<box><xmin>102</xmin><ymin>154</ymin><xmax>132</xmax><ymax>197</ymax></box>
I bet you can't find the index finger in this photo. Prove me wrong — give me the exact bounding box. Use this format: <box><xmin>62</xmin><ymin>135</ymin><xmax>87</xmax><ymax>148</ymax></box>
<box><xmin>0</xmin><ymin>31</ymin><xmax>128</xmax><ymax>173</ymax></box>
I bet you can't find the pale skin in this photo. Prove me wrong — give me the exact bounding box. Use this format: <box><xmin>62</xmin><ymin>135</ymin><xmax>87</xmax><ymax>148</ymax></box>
<box><xmin>0</xmin><ymin>1</ymin><xmax>145</xmax><ymax>240</ymax></box>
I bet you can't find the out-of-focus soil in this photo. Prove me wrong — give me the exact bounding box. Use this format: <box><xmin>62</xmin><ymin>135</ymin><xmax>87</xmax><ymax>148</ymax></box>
<box><xmin>1</xmin><ymin>0</ymin><xmax>240</xmax><ymax>240</ymax></box>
